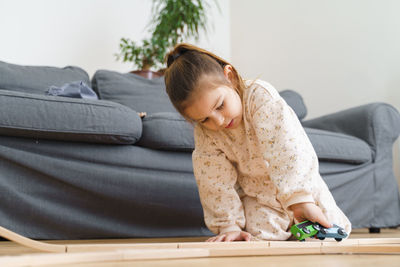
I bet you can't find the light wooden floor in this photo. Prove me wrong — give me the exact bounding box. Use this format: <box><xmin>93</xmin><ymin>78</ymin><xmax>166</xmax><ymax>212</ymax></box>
<box><xmin>0</xmin><ymin>228</ymin><xmax>399</xmax><ymax>266</ymax></box>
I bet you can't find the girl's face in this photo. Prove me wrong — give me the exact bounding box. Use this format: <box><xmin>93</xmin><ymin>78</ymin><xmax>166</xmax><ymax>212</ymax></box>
<box><xmin>184</xmin><ymin>83</ymin><xmax>243</xmax><ymax>131</ymax></box>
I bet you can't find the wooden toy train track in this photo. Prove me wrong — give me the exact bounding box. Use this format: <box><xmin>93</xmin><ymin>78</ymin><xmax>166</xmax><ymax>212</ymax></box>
<box><xmin>0</xmin><ymin>225</ymin><xmax>399</xmax><ymax>266</ymax></box>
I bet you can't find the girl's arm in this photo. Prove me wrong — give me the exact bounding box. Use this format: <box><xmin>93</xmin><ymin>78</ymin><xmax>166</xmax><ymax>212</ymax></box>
<box><xmin>192</xmin><ymin>126</ymin><xmax>245</xmax><ymax>235</ymax></box>
<box><xmin>248</xmin><ymin>83</ymin><xmax>322</xmax><ymax>211</ymax></box>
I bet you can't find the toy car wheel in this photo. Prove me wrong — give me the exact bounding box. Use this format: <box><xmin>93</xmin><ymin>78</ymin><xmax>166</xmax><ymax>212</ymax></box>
<box><xmin>318</xmin><ymin>237</ymin><xmax>325</xmax><ymax>240</ymax></box>
<box><xmin>313</xmin><ymin>224</ymin><xmax>320</xmax><ymax>231</ymax></box>
<box><xmin>319</xmin><ymin>228</ymin><xmax>327</xmax><ymax>234</ymax></box>
<box><xmin>338</xmin><ymin>229</ymin><xmax>346</xmax><ymax>236</ymax></box>
<box><xmin>335</xmin><ymin>238</ymin><xmax>343</xmax><ymax>242</ymax></box>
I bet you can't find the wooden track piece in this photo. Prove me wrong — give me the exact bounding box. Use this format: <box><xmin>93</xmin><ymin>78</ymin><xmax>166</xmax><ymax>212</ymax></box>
<box><xmin>67</xmin><ymin>242</ymin><xmax>178</xmax><ymax>252</ymax></box>
<box><xmin>0</xmin><ymin>249</ymin><xmax>210</xmax><ymax>266</ymax></box>
<box><xmin>0</xmin><ymin>243</ymin><xmax>400</xmax><ymax>266</ymax></box>
<box><xmin>0</xmin><ymin>226</ymin><xmax>65</xmax><ymax>253</ymax></box>
<box><xmin>356</xmin><ymin>238</ymin><xmax>400</xmax><ymax>245</ymax></box>
<box><xmin>0</xmin><ymin>225</ymin><xmax>400</xmax><ymax>266</ymax></box>
<box><xmin>178</xmin><ymin>241</ymin><xmax>269</xmax><ymax>249</ymax></box>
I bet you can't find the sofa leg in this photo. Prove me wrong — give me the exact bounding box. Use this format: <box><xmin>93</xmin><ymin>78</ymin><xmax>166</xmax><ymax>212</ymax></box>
<box><xmin>369</xmin><ymin>227</ymin><xmax>381</xmax><ymax>233</ymax></box>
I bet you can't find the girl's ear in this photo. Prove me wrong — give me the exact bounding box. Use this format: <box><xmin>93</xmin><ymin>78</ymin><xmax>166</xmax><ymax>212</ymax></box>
<box><xmin>223</xmin><ymin>65</ymin><xmax>234</xmax><ymax>83</ymax></box>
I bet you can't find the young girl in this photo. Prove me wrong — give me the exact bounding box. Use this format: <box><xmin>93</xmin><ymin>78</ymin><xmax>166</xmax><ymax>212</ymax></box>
<box><xmin>164</xmin><ymin>43</ymin><xmax>351</xmax><ymax>242</ymax></box>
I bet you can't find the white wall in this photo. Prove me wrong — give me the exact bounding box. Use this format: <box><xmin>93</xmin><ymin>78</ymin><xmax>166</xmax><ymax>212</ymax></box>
<box><xmin>0</xmin><ymin>0</ymin><xmax>230</xmax><ymax>76</ymax></box>
<box><xmin>231</xmin><ymin>0</ymin><xmax>400</xmax><ymax>185</ymax></box>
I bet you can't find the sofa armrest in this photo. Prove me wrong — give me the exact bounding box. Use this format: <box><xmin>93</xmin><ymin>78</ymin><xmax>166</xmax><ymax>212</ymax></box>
<box><xmin>302</xmin><ymin>103</ymin><xmax>400</xmax><ymax>157</ymax></box>
<box><xmin>0</xmin><ymin>89</ymin><xmax>142</xmax><ymax>144</ymax></box>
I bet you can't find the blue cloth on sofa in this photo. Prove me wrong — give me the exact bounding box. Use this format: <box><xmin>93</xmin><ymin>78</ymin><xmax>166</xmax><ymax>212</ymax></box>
<box><xmin>46</xmin><ymin>81</ymin><xmax>98</xmax><ymax>100</ymax></box>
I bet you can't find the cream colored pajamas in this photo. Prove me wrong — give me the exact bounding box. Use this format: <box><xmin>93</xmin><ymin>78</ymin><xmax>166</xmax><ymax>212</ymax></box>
<box><xmin>192</xmin><ymin>80</ymin><xmax>351</xmax><ymax>240</ymax></box>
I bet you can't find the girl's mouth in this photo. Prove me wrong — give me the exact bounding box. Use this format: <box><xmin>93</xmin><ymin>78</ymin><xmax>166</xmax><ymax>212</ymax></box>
<box><xmin>225</xmin><ymin>119</ymin><xmax>234</xmax><ymax>128</ymax></box>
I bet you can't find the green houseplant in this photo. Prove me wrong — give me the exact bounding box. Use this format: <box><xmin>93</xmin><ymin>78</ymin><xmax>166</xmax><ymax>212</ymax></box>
<box><xmin>116</xmin><ymin>0</ymin><xmax>215</xmax><ymax>77</ymax></box>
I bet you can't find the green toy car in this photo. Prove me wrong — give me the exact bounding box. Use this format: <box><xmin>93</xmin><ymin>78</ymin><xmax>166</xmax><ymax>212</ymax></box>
<box><xmin>290</xmin><ymin>220</ymin><xmax>321</xmax><ymax>241</ymax></box>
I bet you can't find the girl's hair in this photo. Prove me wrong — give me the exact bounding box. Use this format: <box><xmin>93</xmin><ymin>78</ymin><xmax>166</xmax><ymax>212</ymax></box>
<box><xmin>164</xmin><ymin>43</ymin><xmax>246</xmax><ymax>117</ymax></box>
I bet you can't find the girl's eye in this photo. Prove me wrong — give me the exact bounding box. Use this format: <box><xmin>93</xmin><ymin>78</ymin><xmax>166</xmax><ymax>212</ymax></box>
<box><xmin>200</xmin><ymin>101</ymin><xmax>224</xmax><ymax>123</ymax></box>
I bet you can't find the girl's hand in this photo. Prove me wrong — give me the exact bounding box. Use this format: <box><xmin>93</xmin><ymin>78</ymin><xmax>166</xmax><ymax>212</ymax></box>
<box><xmin>289</xmin><ymin>202</ymin><xmax>332</xmax><ymax>228</ymax></box>
<box><xmin>206</xmin><ymin>231</ymin><xmax>252</xmax><ymax>242</ymax></box>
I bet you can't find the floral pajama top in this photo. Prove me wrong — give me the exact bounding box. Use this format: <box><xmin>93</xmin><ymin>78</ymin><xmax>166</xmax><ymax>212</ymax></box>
<box><xmin>192</xmin><ymin>80</ymin><xmax>351</xmax><ymax>237</ymax></box>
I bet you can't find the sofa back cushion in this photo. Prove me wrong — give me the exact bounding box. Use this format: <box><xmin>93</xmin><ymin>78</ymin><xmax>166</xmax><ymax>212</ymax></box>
<box><xmin>0</xmin><ymin>60</ymin><xmax>90</xmax><ymax>95</ymax></box>
<box><xmin>92</xmin><ymin>70</ymin><xmax>176</xmax><ymax>114</ymax></box>
<box><xmin>91</xmin><ymin>71</ymin><xmax>309</xmax><ymax>151</ymax></box>
<box><xmin>137</xmin><ymin>112</ymin><xmax>194</xmax><ymax>151</ymax></box>
<box><xmin>280</xmin><ymin>89</ymin><xmax>307</xmax><ymax>120</ymax></box>
<box><xmin>0</xmin><ymin>89</ymin><xmax>142</xmax><ymax>144</ymax></box>
<box><xmin>305</xmin><ymin>127</ymin><xmax>372</xmax><ymax>164</ymax></box>
<box><xmin>92</xmin><ymin>71</ymin><xmax>307</xmax><ymax>120</ymax></box>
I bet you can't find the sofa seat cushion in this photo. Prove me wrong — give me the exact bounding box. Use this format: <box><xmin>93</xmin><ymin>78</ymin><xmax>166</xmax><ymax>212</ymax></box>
<box><xmin>0</xmin><ymin>60</ymin><xmax>90</xmax><ymax>95</ymax></box>
<box><xmin>134</xmin><ymin>114</ymin><xmax>373</xmax><ymax>162</ymax></box>
<box><xmin>305</xmin><ymin>127</ymin><xmax>372</xmax><ymax>164</ymax></box>
<box><xmin>0</xmin><ymin>90</ymin><xmax>142</xmax><ymax>144</ymax></box>
<box><xmin>137</xmin><ymin>112</ymin><xmax>194</xmax><ymax>151</ymax></box>
<box><xmin>130</xmin><ymin>110</ymin><xmax>372</xmax><ymax>162</ymax></box>
<box><xmin>92</xmin><ymin>70</ymin><xmax>176</xmax><ymax>114</ymax></box>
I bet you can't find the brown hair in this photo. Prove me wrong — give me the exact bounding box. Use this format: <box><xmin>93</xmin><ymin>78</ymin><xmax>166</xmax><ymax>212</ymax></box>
<box><xmin>164</xmin><ymin>43</ymin><xmax>246</xmax><ymax>117</ymax></box>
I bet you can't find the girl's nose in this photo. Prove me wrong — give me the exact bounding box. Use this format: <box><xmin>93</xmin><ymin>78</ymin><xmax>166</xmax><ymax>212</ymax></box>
<box><xmin>213</xmin><ymin>113</ymin><xmax>225</xmax><ymax>127</ymax></box>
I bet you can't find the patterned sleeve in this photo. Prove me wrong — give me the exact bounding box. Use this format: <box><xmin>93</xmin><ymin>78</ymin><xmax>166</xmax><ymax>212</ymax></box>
<box><xmin>248</xmin><ymin>81</ymin><xmax>317</xmax><ymax>209</ymax></box>
<box><xmin>192</xmin><ymin>125</ymin><xmax>245</xmax><ymax>234</ymax></box>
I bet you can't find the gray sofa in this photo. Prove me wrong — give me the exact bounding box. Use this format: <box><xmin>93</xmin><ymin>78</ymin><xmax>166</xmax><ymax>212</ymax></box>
<box><xmin>0</xmin><ymin>61</ymin><xmax>399</xmax><ymax>240</ymax></box>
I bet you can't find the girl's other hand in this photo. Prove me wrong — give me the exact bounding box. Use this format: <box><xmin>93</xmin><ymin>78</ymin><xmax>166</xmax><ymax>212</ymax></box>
<box><xmin>289</xmin><ymin>202</ymin><xmax>332</xmax><ymax>229</ymax></box>
<box><xmin>206</xmin><ymin>231</ymin><xmax>252</xmax><ymax>242</ymax></box>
